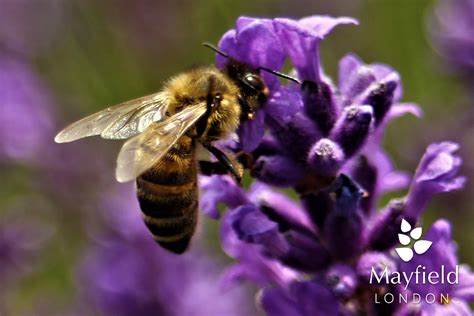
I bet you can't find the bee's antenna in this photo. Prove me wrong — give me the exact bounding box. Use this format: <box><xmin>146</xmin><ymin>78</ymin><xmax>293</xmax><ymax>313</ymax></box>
<box><xmin>257</xmin><ymin>67</ymin><xmax>301</xmax><ymax>84</ymax></box>
<box><xmin>202</xmin><ymin>42</ymin><xmax>229</xmax><ymax>58</ymax></box>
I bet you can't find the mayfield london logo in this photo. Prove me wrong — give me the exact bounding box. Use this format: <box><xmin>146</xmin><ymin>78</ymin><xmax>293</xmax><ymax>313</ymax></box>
<box><xmin>395</xmin><ymin>219</ymin><xmax>432</xmax><ymax>262</ymax></box>
<box><xmin>370</xmin><ymin>220</ymin><xmax>460</xmax><ymax>305</ymax></box>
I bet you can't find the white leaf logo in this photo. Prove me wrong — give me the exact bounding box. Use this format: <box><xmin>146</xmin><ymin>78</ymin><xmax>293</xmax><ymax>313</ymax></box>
<box><xmin>414</xmin><ymin>240</ymin><xmax>432</xmax><ymax>255</ymax></box>
<box><xmin>395</xmin><ymin>247</ymin><xmax>414</xmax><ymax>262</ymax></box>
<box><xmin>398</xmin><ymin>234</ymin><xmax>411</xmax><ymax>246</ymax></box>
<box><xmin>401</xmin><ymin>219</ymin><xmax>411</xmax><ymax>233</ymax></box>
<box><xmin>395</xmin><ymin>219</ymin><xmax>432</xmax><ymax>262</ymax></box>
<box><xmin>410</xmin><ymin>227</ymin><xmax>422</xmax><ymax>240</ymax></box>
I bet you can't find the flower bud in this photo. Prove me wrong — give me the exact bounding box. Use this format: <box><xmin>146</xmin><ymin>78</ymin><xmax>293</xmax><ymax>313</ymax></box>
<box><xmin>252</xmin><ymin>154</ymin><xmax>306</xmax><ymax>187</ymax></box>
<box><xmin>326</xmin><ymin>264</ymin><xmax>358</xmax><ymax>298</ymax></box>
<box><xmin>405</xmin><ymin>142</ymin><xmax>465</xmax><ymax>221</ymax></box>
<box><xmin>366</xmin><ymin>199</ymin><xmax>408</xmax><ymax>251</ymax></box>
<box><xmin>282</xmin><ymin>230</ymin><xmax>331</xmax><ymax>272</ymax></box>
<box><xmin>301</xmin><ymin>80</ymin><xmax>337</xmax><ymax>135</ymax></box>
<box><xmin>357</xmin><ymin>252</ymin><xmax>396</xmax><ymax>283</ymax></box>
<box><xmin>331</xmin><ymin>105</ymin><xmax>373</xmax><ymax>158</ymax></box>
<box><xmin>307</xmin><ymin>138</ymin><xmax>345</xmax><ymax>177</ymax></box>
<box><xmin>323</xmin><ymin>174</ymin><xmax>365</xmax><ymax>260</ymax></box>
<box><xmin>230</xmin><ymin>204</ymin><xmax>290</xmax><ymax>258</ymax></box>
<box><xmin>348</xmin><ymin>155</ymin><xmax>377</xmax><ymax>215</ymax></box>
<box><xmin>273</xmin><ymin>112</ymin><xmax>320</xmax><ymax>162</ymax></box>
<box><xmin>363</xmin><ymin>79</ymin><xmax>397</xmax><ymax>126</ymax></box>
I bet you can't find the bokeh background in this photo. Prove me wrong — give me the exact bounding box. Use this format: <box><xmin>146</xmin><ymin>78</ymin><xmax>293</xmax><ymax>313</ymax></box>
<box><xmin>1</xmin><ymin>0</ymin><xmax>473</xmax><ymax>315</ymax></box>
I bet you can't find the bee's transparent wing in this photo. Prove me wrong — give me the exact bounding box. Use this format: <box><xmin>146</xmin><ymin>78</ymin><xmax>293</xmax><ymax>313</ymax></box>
<box><xmin>54</xmin><ymin>92</ymin><xmax>169</xmax><ymax>143</ymax></box>
<box><xmin>116</xmin><ymin>102</ymin><xmax>207</xmax><ymax>183</ymax></box>
<box><xmin>100</xmin><ymin>93</ymin><xmax>170</xmax><ymax>140</ymax></box>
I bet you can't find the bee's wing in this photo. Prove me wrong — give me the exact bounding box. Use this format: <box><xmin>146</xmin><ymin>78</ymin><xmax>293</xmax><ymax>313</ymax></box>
<box><xmin>115</xmin><ymin>102</ymin><xmax>207</xmax><ymax>183</ymax></box>
<box><xmin>54</xmin><ymin>92</ymin><xmax>169</xmax><ymax>143</ymax></box>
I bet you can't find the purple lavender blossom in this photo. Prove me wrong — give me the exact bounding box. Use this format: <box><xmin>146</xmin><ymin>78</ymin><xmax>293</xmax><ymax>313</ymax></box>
<box><xmin>217</xmin><ymin>16</ymin><xmax>286</xmax><ymax>152</ymax></box>
<box><xmin>200</xmin><ymin>15</ymin><xmax>471</xmax><ymax>315</ymax></box>
<box><xmin>216</xmin><ymin>16</ymin><xmax>356</xmax><ymax>151</ymax></box>
<box><xmin>404</xmin><ymin>142</ymin><xmax>466</xmax><ymax>222</ymax></box>
<box><xmin>272</xmin><ymin>16</ymin><xmax>358</xmax><ymax>82</ymax></box>
<box><xmin>0</xmin><ymin>214</ymin><xmax>52</xmax><ymax>316</ymax></box>
<box><xmin>0</xmin><ymin>217</ymin><xmax>52</xmax><ymax>280</ymax></box>
<box><xmin>428</xmin><ymin>0</ymin><xmax>474</xmax><ymax>75</ymax></box>
<box><xmin>78</xmin><ymin>184</ymin><xmax>256</xmax><ymax>316</ymax></box>
<box><xmin>397</xmin><ymin>220</ymin><xmax>474</xmax><ymax>315</ymax></box>
<box><xmin>0</xmin><ymin>218</ymin><xmax>52</xmax><ymax>315</ymax></box>
<box><xmin>0</xmin><ymin>53</ymin><xmax>55</xmax><ymax>162</ymax></box>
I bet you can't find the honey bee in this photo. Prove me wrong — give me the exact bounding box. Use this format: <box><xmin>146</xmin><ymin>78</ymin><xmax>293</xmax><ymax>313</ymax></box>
<box><xmin>55</xmin><ymin>43</ymin><xmax>297</xmax><ymax>254</ymax></box>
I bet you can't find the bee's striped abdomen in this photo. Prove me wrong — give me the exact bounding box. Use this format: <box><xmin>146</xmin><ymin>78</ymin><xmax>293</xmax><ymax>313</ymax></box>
<box><xmin>136</xmin><ymin>142</ymin><xmax>198</xmax><ymax>254</ymax></box>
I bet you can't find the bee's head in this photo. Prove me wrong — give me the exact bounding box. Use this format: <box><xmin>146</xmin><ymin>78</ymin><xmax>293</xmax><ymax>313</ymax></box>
<box><xmin>240</xmin><ymin>70</ymin><xmax>270</xmax><ymax>101</ymax></box>
<box><xmin>203</xmin><ymin>42</ymin><xmax>299</xmax><ymax>121</ymax></box>
<box><xmin>224</xmin><ymin>61</ymin><xmax>269</xmax><ymax>119</ymax></box>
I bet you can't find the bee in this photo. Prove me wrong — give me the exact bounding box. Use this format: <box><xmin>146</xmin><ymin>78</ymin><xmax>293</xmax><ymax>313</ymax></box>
<box><xmin>55</xmin><ymin>43</ymin><xmax>297</xmax><ymax>254</ymax></box>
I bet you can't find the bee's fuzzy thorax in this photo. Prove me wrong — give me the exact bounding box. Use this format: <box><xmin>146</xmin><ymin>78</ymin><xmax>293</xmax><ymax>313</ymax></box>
<box><xmin>165</xmin><ymin>65</ymin><xmax>242</xmax><ymax>141</ymax></box>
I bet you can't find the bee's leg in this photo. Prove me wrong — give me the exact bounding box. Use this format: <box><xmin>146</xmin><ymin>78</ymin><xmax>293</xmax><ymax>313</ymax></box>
<box><xmin>198</xmin><ymin>161</ymin><xmax>228</xmax><ymax>176</ymax></box>
<box><xmin>235</xmin><ymin>151</ymin><xmax>254</xmax><ymax>169</ymax></box>
<box><xmin>202</xmin><ymin>144</ymin><xmax>242</xmax><ymax>183</ymax></box>
<box><xmin>238</xmin><ymin>95</ymin><xmax>254</xmax><ymax>121</ymax></box>
<box><xmin>198</xmin><ymin>160</ymin><xmax>242</xmax><ymax>184</ymax></box>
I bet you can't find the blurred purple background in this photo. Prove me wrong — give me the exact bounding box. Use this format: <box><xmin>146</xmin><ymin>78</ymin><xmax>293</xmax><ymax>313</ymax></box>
<box><xmin>1</xmin><ymin>0</ymin><xmax>473</xmax><ymax>314</ymax></box>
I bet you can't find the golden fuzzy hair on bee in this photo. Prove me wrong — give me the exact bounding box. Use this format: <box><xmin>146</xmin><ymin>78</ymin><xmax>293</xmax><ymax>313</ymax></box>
<box><xmin>165</xmin><ymin>65</ymin><xmax>242</xmax><ymax>141</ymax></box>
<box><xmin>54</xmin><ymin>53</ymin><xmax>273</xmax><ymax>254</ymax></box>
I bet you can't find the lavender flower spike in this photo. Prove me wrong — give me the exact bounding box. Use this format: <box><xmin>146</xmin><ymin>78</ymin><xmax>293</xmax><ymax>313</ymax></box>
<box><xmin>429</xmin><ymin>0</ymin><xmax>474</xmax><ymax>74</ymax></box>
<box><xmin>199</xmin><ymin>14</ymin><xmax>471</xmax><ymax>316</ymax></box>
<box><xmin>273</xmin><ymin>16</ymin><xmax>357</xmax><ymax>135</ymax></box>
<box><xmin>0</xmin><ymin>54</ymin><xmax>55</xmax><ymax>162</ymax></box>
<box><xmin>398</xmin><ymin>220</ymin><xmax>474</xmax><ymax>315</ymax></box>
<box><xmin>404</xmin><ymin>142</ymin><xmax>466</xmax><ymax>221</ymax></box>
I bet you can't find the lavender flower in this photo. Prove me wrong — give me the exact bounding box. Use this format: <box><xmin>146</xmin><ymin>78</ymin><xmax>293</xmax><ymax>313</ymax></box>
<box><xmin>216</xmin><ymin>16</ymin><xmax>356</xmax><ymax>151</ymax></box>
<box><xmin>428</xmin><ymin>0</ymin><xmax>474</xmax><ymax>75</ymax></box>
<box><xmin>78</xmin><ymin>185</ymin><xmax>256</xmax><ymax>316</ymax></box>
<box><xmin>272</xmin><ymin>16</ymin><xmax>358</xmax><ymax>82</ymax></box>
<box><xmin>0</xmin><ymin>53</ymin><xmax>55</xmax><ymax>162</ymax></box>
<box><xmin>200</xmin><ymin>15</ymin><xmax>471</xmax><ymax>315</ymax></box>
<box><xmin>0</xmin><ymin>215</ymin><xmax>52</xmax><ymax>315</ymax></box>
<box><xmin>217</xmin><ymin>16</ymin><xmax>286</xmax><ymax>152</ymax></box>
<box><xmin>0</xmin><ymin>217</ymin><xmax>52</xmax><ymax>281</ymax></box>
<box><xmin>397</xmin><ymin>220</ymin><xmax>474</xmax><ymax>315</ymax></box>
<box><xmin>404</xmin><ymin>142</ymin><xmax>466</xmax><ymax>222</ymax></box>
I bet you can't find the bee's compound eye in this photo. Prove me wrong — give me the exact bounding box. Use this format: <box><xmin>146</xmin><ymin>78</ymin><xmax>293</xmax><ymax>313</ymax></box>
<box><xmin>244</xmin><ymin>74</ymin><xmax>265</xmax><ymax>92</ymax></box>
